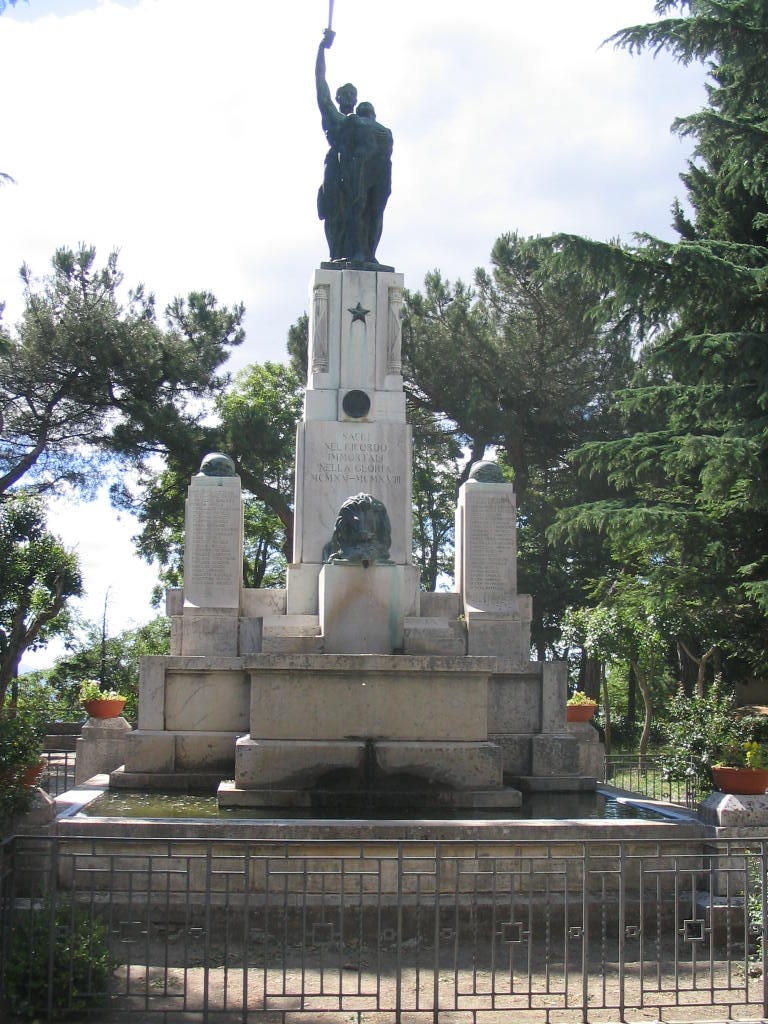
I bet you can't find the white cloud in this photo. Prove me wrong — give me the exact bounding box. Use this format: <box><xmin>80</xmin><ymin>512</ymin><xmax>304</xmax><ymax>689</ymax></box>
<box><xmin>2</xmin><ymin>0</ymin><xmax>707</xmax><ymax>665</ymax></box>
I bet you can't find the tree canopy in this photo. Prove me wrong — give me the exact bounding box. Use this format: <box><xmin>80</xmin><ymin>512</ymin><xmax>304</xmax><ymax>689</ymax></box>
<box><xmin>403</xmin><ymin>232</ymin><xmax>634</xmax><ymax>653</ymax></box>
<box><xmin>0</xmin><ymin>246</ymin><xmax>244</xmax><ymax>498</ymax></box>
<box><xmin>551</xmin><ymin>0</ymin><xmax>768</xmax><ymax>684</ymax></box>
<box><xmin>0</xmin><ymin>491</ymin><xmax>81</xmax><ymax>706</ymax></box>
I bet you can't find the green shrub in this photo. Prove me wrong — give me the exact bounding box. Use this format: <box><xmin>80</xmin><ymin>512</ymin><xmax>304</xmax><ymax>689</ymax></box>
<box><xmin>2</xmin><ymin>900</ymin><xmax>113</xmax><ymax>1020</ymax></box>
<box><xmin>0</xmin><ymin>710</ymin><xmax>45</xmax><ymax>828</ymax></box>
<box><xmin>661</xmin><ymin>684</ymin><xmax>755</xmax><ymax>793</ymax></box>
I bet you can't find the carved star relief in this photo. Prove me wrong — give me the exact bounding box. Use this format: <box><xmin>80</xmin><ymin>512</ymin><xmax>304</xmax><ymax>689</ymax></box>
<box><xmin>348</xmin><ymin>302</ymin><xmax>370</xmax><ymax>324</ymax></box>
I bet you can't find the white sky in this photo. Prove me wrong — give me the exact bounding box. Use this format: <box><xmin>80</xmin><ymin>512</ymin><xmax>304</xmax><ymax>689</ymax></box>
<box><xmin>0</xmin><ymin>0</ymin><xmax>706</xmax><ymax>667</ymax></box>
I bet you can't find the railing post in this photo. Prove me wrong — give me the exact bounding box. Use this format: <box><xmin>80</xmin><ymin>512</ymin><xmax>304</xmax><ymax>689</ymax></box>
<box><xmin>202</xmin><ymin>842</ymin><xmax>213</xmax><ymax>1024</ymax></box>
<box><xmin>242</xmin><ymin>845</ymin><xmax>250</xmax><ymax>1024</ymax></box>
<box><xmin>396</xmin><ymin>842</ymin><xmax>403</xmax><ymax>1023</ymax></box>
<box><xmin>433</xmin><ymin>844</ymin><xmax>441</xmax><ymax>1021</ymax></box>
<box><xmin>581</xmin><ymin>843</ymin><xmax>589</xmax><ymax>1023</ymax></box>
<box><xmin>45</xmin><ymin>835</ymin><xmax>58</xmax><ymax>1024</ymax></box>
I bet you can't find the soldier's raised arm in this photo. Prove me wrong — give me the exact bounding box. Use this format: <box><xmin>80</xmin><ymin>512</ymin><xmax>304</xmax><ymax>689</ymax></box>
<box><xmin>316</xmin><ymin>29</ymin><xmax>337</xmax><ymax>121</ymax></box>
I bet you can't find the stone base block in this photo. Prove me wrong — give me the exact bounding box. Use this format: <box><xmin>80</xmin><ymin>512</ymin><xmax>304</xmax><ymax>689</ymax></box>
<box><xmin>173</xmin><ymin>610</ymin><xmax>262</xmax><ymax>657</ymax></box>
<box><xmin>179</xmin><ymin>609</ymin><xmax>239</xmax><ymax>656</ymax></box>
<box><xmin>374</xmin><ymin>741</ymin><xmax>503</xmax><ymax>790</ymax></box>
<box><xmin>238</xmin><ymin>618</ymin><xmax>263</xmax><ymax>655</ymax></box>
<box><xmin>241</xmin><ymin>588</ymin><xmax>286</xmax><ymax>617</ymax></box>
<box><xmin>110</xmin><ymin>766</ymin><xmax>226</xmax><ymax>792</ymax></box>
<box><xmin>567</xmin><ymin>721</ymin><xmax>604</xmax><ymax>780</ymax></box>
<box><xmin>262</xmin><ymin>614</ymin><xmax>322</xmax><ymax>653</ymax></box>
<box><xmin>165</xmin><ymin>668</ymin><xmax>249</xmax><ymax>732</ymax></box>
<box><xmin>261</xmin><ymin>635</ymin><xmax>325</xmax><ymax>654</ymax></box>
<box><xmin>234</xmin><ymin>737</ymin><xmax>504</xmax><ymax>794</ymax></box>
<box><xmin>75</xmin><ymin>717</ymin><xmax>132</xmax><ymax>785</ymax></box>
<box><xmin>530</xmin><ymin>734</ymin><xmax>580</xmax><ymax>777</ymax></box>
<box><xmin>403</xmin><ymin>617</ymin><xmax>466</xmax><ymax>656</ymax></box>
<box><xmin>176</xmin><ymin>732</ymin><xmax>240</xmax><ymax>770</ymax></box>
<box><xmin>247</xmin><ymin>654</ymin><xmax>491</xmax><ymax>741</ymax></box>
<box><xmin>466</xmin><ymin>612</ymin><xmax>530</xmax><ymax>662</ymax></box>
<box><xmin>218</xmin><ymin>779</ymin><xmax>522</xmax><ymax>811</ymax></box>
<box><xmin>236</xmin><ymin>738</ymin><xmax>363</xmax><ymax>789</ymax></box>
<box><xmin>491</xmin><ymin>734</ymin><xmax>532</xmax><ymax>776</ymax></box>
<box><xmin>263</xmin><ymin>614</ymin><xmax>320</xmax><ymax>637</ymax></box>
<box><xmin>124</xmin><ymin>731</ymin><xmax>175</xmax><ymax>773</ymax></box>
<box><xmin>488</xmin><ymin>671</ymin><xmax>542</xmax><ymax>734</ymax></box>
<box><xmin>166</xmin><ymin>587</ymin><xmax>183</xmax><ymax>616</ymax></box>
<box><xmin>124</xmin><ymin>730</ymin><xmax>240</xmax><ymax>774</ymax></box>
<box><xmin>286</xmin><ymin>563</ymin><xmax>322</xmax><ymax>615</ymax></box>
<box><xmin>698</xmin><ymin>792</ymin><xmax>768</xmax><ymax>827</ymax></box>
<box><xmin>319</xmin><ymin>563</ymin><xmax>419</xmax><ymax>654</ymax></box>
<box><xmin>419</xmin><ymin>592</ymin><xmax>462</xmax><ymax>618</ymax></box>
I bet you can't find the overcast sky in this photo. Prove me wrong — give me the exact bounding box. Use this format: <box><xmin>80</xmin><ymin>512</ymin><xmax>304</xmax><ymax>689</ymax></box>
<box><xmin>0</xmin><ymin>0</ymin><xmax>706</xmax><ymax>666</ymax></box>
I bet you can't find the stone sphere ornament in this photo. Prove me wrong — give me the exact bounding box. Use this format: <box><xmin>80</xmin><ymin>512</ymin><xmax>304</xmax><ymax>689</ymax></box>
<box><xmin>469</xmin><ymin>461</ymin><xmax>505</xmax><ymax>483</ymax></box>
<box><xmin>198</xmin><ymin>453</ymin><xmax>237</xmax><ymax>477</ymax></box>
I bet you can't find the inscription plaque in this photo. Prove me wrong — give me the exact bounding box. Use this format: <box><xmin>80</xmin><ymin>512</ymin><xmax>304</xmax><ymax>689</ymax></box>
<box><xmin>295</xmin><ymin>420</ymin><xmax>412</xmax><ymax>564</ymax></box>
<box><xmin>184</xmin><ymin>477</ymin><xmax>242</xmax><ymax>608</ymax></box>
<box><xmin>466</xmin><ymin>493</ymin><xmax>517</xmax><ymax>608</ymax></box>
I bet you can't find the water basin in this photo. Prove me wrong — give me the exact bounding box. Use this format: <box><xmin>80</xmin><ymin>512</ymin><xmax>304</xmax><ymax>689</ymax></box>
<box><xmin>79</xmin><ymin>787</ymin><xmax>682</xmax><ymax>822</ymax></box>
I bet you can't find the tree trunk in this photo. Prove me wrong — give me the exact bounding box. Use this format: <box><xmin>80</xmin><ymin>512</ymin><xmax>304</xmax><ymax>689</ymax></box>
<box><xmin>627</xmin><ymin>661</ymin><xmax>637</xmax><ymax>722</ymax></box>
<box><xmin>633</xmin><ymin>657</ymin><xmax>654</xmax><ymax>766</ymax></box>
<box><xmin>601</xmin><ymin>661</ymin><xmax>612</xmax><ymax>755</ymax></box>
<box><xmin>579</xmin><ymin>654</ymin><xmax>601</xmax><ymax>702</ymax></box>
<box><xmin>679</xmin><ymin>640</ymin><xmax>718</xmax><ymax>698</ymax></box>
<box><xmin>675</xmin><ymin>638</ymin><xmax>700</xmax><ymax>696</ymax></box>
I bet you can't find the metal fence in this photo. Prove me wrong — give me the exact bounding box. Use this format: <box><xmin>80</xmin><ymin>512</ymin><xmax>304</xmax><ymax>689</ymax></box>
<box><xmin>39</xmin><ymin>749</ymin><xmax>77</xmax><ymax>796</ymax></box>
<box><xmin>603</xmin><ymin>754</ymin><xmax>700</xmax><ymax>807</ymax></box>
<box><xmin>1</xmin><ymin>832</ymin><xmax>767</xmax><ymax>1022</ymax></box>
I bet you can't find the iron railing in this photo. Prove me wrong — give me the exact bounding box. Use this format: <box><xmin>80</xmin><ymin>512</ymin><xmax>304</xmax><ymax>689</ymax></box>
<box><xmin>603</xmin><ymin>754</ymin><xmax>700</xmax><ymax>807</ymax></box>
<box><xmin>39</xmin><ymin>749</ymin><xmax>77</xmax><ymax>796</ymax></box>
<box><xmin>1</xmin><ymin>832</ymin><xmax>766</xmax><ymax>1022</ymax></box>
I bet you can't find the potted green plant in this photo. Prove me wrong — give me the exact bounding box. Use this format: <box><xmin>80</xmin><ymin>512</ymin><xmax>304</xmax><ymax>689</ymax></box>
<box><xmin>0</xmin><ymin>710</ymin><xmax>45</xmax><ymax>822</ymax></box>
<box><xmin>566</xmin><ymin>690</ymin><xmax>598</xmax><ymax>723</ymax></box>
<box><xmin>80</xmin><ymin>680</ymin><xmax>127</xmax><ymax>720</ymax></box>
<box><xmin>712</xmin><ymin>741</ymin><xmax>768</xmax><ymax>795</ymax></box>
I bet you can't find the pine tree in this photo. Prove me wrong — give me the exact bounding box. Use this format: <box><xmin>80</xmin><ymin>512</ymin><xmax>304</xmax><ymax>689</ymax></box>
<box><xmin>553</xmin><ymin>0</ymin><xmax>768</xmax><ymax>680</ymax></box>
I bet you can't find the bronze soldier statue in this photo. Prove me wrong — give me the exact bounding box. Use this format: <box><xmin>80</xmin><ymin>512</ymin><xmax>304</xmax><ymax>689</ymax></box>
<box><xmin>315</xmin><ymin>29</ymin><xmax>392</xmax><ymax>264</ymax></box>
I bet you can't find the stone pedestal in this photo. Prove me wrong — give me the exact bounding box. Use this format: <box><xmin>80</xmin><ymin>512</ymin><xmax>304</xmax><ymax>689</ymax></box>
<box><xmin>168</xmin><ymin>472</ymin><xmax>263</xmax><ymax>658</ymax></box>
<box><xmin>567</xmin><ymin>720</ymin><xmax>605</xmax><ymax>779</ymax></box>
<box><xmin>75</xmin><ymin>716</ymin><xmax>132</xmax><ymax>785</ymax></box>
<box><xmin>456</xmin><ymin>477</ymin><xmax>532</xmax><ymax>662</ymax></box>
<box><xmin>699</xmin><ymin>791</ymin><xmax>768</xmax><ymax>827</ymax></box>
<box><xmin>319</xmin><ymin>562</ymin><xmax>419</xmax><ymax>653</ymax></box>
<box><xmin>223</xmin><ymin>654</ymin><xmax>510</xmax><ymax>805</ymax></box>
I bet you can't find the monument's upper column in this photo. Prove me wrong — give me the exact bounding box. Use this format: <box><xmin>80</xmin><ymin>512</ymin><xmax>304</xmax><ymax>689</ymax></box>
<box><xmin>305</xmin><ymin>268</ymin><xmax>405</xmax><ymax>423</ymax></box>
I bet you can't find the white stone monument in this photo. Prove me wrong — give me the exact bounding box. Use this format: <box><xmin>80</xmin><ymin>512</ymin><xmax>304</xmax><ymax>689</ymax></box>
<box><xmin>120</xmin><ymin>285</ymin><xmax>600</xmax><ymax>802</ymax></box>
<box><xmin>171</xmin><ymin>455</ymin><xmax>262</xmax><ymax>658</ymax></box>
<box><xmin>286</xmin><ymin>267</ymin><xmax>419</xmax><ymax>652</ymax></box>
<box><xmin>455</xmin><ymin>463</ymin><xmax>532</xmax><ymax>662</ymax></box>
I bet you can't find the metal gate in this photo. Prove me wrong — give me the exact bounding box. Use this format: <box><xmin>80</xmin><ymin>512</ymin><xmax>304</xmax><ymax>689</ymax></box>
<box><xmin>1</xmin><ymin>834</ymin><xmax>766</xmax><ymax>1021</ymax></box>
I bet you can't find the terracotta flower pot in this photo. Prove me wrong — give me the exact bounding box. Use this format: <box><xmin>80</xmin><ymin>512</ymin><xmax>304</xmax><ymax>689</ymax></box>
<box><xmin>566</xmin><ymin>703</ymin><xmax>597</xmax><ymax>723</ymax></box>
<box><xmin>712</xmin><ymin>765</ymin><xmax>768</xmax><ymax>795</ymax></box>
<box><xmin>83</xmin><ymin>698</ymin><xmax>126</xmax><ymax>719</ymax></box>
<box><xmin>21</xmin><ymin>761</ymin><xmax>45</xmax><ymax>787</ymax></box>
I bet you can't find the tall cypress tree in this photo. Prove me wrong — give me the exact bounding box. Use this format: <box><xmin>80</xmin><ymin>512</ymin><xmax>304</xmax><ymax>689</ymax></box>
<box><xmin>553</xmin><ymin>0</ymin><xmax>768</xmax><ymax>680</ymax></box>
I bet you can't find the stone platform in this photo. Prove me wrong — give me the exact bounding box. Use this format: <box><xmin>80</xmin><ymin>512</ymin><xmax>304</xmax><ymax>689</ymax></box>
<box><xmin>116</xmin><ymin>651</ymin><xmax>600</xmax><ymax>804</ymax></box>
<box><xmin>228</xmin><ymin>653</ymin><xmax>507</xmax><ymax>806</ymax></box>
